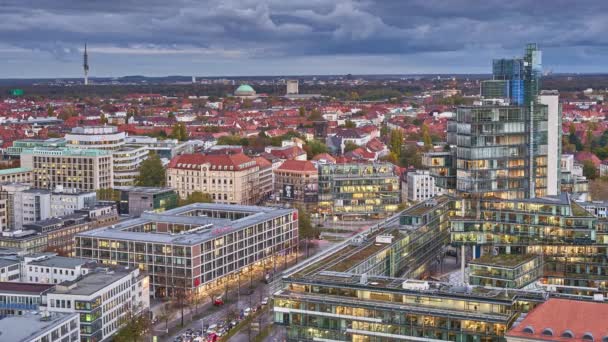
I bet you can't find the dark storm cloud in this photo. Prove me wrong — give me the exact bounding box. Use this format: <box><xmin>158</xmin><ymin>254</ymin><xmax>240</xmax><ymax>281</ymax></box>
<box><xmin>0</xmin><ymin>0</ymin><xmax>607</xmax><ymax>76</ymax></box>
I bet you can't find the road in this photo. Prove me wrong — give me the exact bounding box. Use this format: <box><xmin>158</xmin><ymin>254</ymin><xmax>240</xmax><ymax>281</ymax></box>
<box><xmin>153</xmin><ymin>240</ymin><xmax>335</xmax><ymax>341</ymax></box>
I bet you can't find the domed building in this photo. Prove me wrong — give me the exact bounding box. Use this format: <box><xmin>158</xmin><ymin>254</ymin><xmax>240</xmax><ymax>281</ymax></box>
<box><xmin>234</xmin><ymin>84</ymin><xmax>257</xmax><ymax>98</ymax></box>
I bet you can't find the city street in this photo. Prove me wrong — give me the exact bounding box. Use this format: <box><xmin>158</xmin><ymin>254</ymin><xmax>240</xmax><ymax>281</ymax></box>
<box><xmin>151</xmin><ymin>239</ymin><xmax>335</xmax><ymax>342</ymax></box>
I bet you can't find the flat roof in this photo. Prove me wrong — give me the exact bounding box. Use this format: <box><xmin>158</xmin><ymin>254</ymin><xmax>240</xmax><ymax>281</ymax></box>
<box><xmin>29</xmin><ymin>256</ymin><xmax>94</xmax><ymax>269</ymax></box>
<box><xmin>50</xmin><ymin>270</ymin><xmax>130</xmax><ymax>296</ymax></box>
<box><xmin>470</xmin><ymin>254</ymin><xmax>539</xmax><ymax>268</ymax></box>
<box><xmin>0</xmin><ymin>312</ymin><xmax>78</xmax><ymax>342</ymax></box>
<box><xmin>77</xmin><ymin>203</ymin><xmax>294</xmax><ymax>245</ymax></box>
<box><xmin>0</xmin><ymin>282</ymin><xmax>54</xmax><ymax>295</ymax></box>
<box><xmin>0</xmin><ymin>167</ymin><xmax>33</xmax><ymax>175</ymax></box>
<box><xmin>0</xmin><ymin>258</ymin><xmax>19</xmax><ymax>268</ymax></box>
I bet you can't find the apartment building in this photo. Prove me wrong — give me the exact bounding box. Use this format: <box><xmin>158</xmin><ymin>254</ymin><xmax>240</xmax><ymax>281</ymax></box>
<box><xmin>47</xmin><ymin>267</ymin><xmax>149</xmax><ymax>342</ymax></box>
<box><xmin>166</xmin><ymin>153</ymin><xmax>272</xmax><ymax>205</ymax></box>
<box><xmin>0</xmin><ymin>258</ymin><xmax>20</xmax><ymax>281</ymax></box>
<box><xmin>75</xmin><ymin>203</ymin><xmax>298</xmax><ymax>298</ymax></box>
<box><xmin>21</xmin><ymin>148</ymin><xmax>113</xmax><ymax>191</ymax></box>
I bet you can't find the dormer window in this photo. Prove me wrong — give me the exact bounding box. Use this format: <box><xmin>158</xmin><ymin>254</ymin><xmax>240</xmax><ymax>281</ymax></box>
<box><xmin>542</xmin><ymin>328</ymin><xmax>554</xmax><ymax>337</ymax></box>
<box><xmin>523</xmin><ymin>326</ymin><xmax>534</xmax><ymax>334</ymax></box>
<box><xmin>562</xmin><ymin>330</ymin><xmax>574</xmax><ymax>338</ymax></box>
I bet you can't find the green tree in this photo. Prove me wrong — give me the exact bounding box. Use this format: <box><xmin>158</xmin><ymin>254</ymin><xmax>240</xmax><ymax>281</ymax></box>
<box><xmin>296</xmin><ymin>205</ymin><xmax>317</xmax><ymax>239</ymax></box>
<box><xmin>135</xmin><ymin>153</ymin><xmax>165</xmax><ymax>187</ymax></box>
<box><xmin>303</xmin><ymin>140</ymin><xmax>329</xmax><ymax>159</ymax></box>
<box><xmin>389</xmin><ymin>129</ymin><xmax>404</xmax><ymax>158</ymax></box>
<box><xmin>46</xmin><ymin>105</ymin><xmax>54</xmax><ymax>117</ymax></box>
<box><xmin>217</xmin><ymin>135</ymin><xmax>243</xmax><ymax>145</ymax></box>
<box><xmin>422</xmin><ymin>124</ymin><xmax>433</xmax><ymax>151</ymax></box>
<box><xmin>170</xmin><ymin>123</ymin><xmax>188</xmax><ymax>141</ymax></box>
<box><xmin>583</xmin><ymin>160</ymin><xmax>598</xmax><ymax>180</ymax></box>
<box><xmin>180</xmin><ymin>191</ymin><xmax>213</xmax><ymax>205</ymax></box>
<box><xmin>113</xmin><ymin>306</ymin><xmax>151</xmax><ymax>342</ymax></box>
<box><xmin>100</xmin><ymin>113</ymin><xmax>108</xmax><ymax>124</ymax></box>
<box><xmin>344</xmin><ymin>141</ymin><xmax>359</xmax><ymax>153</ymax></box>
<box><xmin>308</xmin><ymin>109</ymin><xmax>322</xmax><ymax>121</ymax></box>
<box><xmin>298</xmin><ymin>107</ymin><xmax>306</xmax><ymax>117</ymax></box>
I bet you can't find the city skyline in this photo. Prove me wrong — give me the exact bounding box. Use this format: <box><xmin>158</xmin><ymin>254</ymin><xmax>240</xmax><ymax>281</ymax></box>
<box><xmin>2</xmin><ymin>0</ymin><xmax>608</xmax><ymax>78</ymax></box>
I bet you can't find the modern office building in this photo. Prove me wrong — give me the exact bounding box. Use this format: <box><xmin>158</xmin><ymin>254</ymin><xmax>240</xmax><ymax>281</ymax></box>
<box><xmin>75</xmin><ymin>203</ymin><xmax>298</xmax><ymax>298</ymax></box>
<box><xmin>21</xmin><ymin>148</ymin><xmax>113</xmax><ymax>191</ymax></box>
<box><xmin>65</xmin><ymin>126</ymin><xmax>149</xmax><ymax>187</ymax></box>
<box><xmin>118</xmin><ymin>186</ymin><xmax>179</xmax><ymax>217</ymax></box>
<box><xmin>317</xmin><ymin>162</ymin><xmax>400</xmax><ymax>219</ymax></box>
<box><xmin>273</xmin><ymin>160</ymin><xmax>318</xmax><ymax>210</ymax></box>
<box><xmin>166</xmin><ymin>153</ymin><xmax>273</xmax><ymax>204</ymax></box>
<box><xmin>46</xmin><ymin>267</ymin><xmax>149</xmax><ymax>342</ymax></box>
<box><xmin>1</xmin><ymin>183</ymin><xmax>34</xmax><ymax>230</ymax></box>
<box><xmin>432</xmin><ymin>44</ymin><xmax>554</xmax><ymax>200</ymax></box>
<box><xmin>274</xmin><ymin>192</ymin><xmax>608</xmax><ymax>342</ymax></box>
<box><xmin>0</xmin><ymin>311</ymin><xmax>80</xmax><ymax>342</ymax></box>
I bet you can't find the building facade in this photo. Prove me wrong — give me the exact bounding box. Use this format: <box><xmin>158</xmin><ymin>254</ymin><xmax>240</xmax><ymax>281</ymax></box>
<box><xmin>273</xmin><ymin>160</ymin><xmax>318</xmax><ymax>210</ymax></box>
<box><xmin>317</xmin><ymin>162</ymin><xmax>400</xmax><ymax>219</ymax></box>
<box><xmin>21</xmin><ymin>148</ymin><xmax>113</xmax><ymax>191</ymax></box>
<box><xmin>406</xmin><ymin>170</ymin><xmax>444</xmax><ymax>202</ymax></box>
<box><xmin>0</xmin><ymin>312</ymin><xmax>80</xmax><ymax>342</ymax></box>
<box><xmin>75</xmin><ymin>203</ymin><xmax>297</xmax><ymax>298</ymax></box>
<box><xmin>47</xmin><ymin>267</ymin><xmax>149</xmax><ymax>342</ymax></box>
<box><xmin>166</xmin><ymin>153</ymin><xmax>272</xmax><ymax>205</ymax></box>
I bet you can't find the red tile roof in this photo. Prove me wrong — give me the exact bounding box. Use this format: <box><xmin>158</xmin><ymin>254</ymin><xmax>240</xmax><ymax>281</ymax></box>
<box><xmin>277</xmin><ymin>160</ymin><xmax>318</xmax><ymax>173</ymax></box>
<box><xmin>168</xmin><ymin>153</ymin><xmax>257</xmax><ymax>171</ymax></box>
<box><xmin>506</xmin><ymin>298</ymin><xmax>608</xmax><ymax>341</ymax></box>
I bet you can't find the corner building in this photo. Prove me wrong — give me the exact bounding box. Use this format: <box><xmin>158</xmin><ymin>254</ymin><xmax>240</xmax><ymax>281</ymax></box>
<box><xmin>75</xmin><ymin>203</ymin><xmax>297</xmax><ymax>297</ymax></box>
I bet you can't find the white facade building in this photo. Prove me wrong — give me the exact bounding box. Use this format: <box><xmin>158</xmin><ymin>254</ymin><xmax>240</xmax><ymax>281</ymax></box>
<box><xmin>47</xmin><ymin>268</ymin><xmax>150</xmax><ymax>341</ymax></box>
<box><xmin>539</xmin><ymin>91</ymin><xmax>562</xmax><ymax>196</ymax></box>
<box><xmin>406</xmin><ymin>170</ymin><xmax>444</xmax><ymax>202</ymax></box>
<box><xmin>23</xmin><ymin>255</ymin><xmax>95</xmax><ymax>285</ymax></box>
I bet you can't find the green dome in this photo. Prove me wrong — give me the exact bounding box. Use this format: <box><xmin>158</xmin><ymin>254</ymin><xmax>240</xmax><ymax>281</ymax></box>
<box><xmin>235</xmin><ymin>84</ymin><xmax>255</xmax><ymax>95</ymax></box>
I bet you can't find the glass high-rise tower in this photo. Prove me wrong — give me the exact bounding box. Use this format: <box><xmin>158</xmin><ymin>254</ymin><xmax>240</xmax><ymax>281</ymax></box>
<box><xmin>431</xmin><ymin>44</ymin><xmax>551</xmax><ymax>200</ymax></box>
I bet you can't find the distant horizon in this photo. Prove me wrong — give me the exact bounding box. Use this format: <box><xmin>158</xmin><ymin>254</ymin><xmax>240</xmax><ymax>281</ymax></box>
<box><xmin>2</xmin><ymin>71</ymin><xmax>608</xmax><ymax>82</ymax></box>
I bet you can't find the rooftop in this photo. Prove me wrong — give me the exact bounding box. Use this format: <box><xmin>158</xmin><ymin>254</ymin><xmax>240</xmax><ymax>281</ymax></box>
<box><xmin>0</xmin><ymin>282</ymin><xmax>54</xmax><ymax>295</ymax></box>
<box><xmin>0</xmin><ymin>167</ymin><xmax>33</xmax><ymax>175</ymax></box>
<box><xmin>507</xmin><ymin>298</ymin><xmax>608</xmax><ymax>341</ymax></box>
<box><xmin>0</xmin><ymin>312</ymin><xmax>78</xmax><ymax>342</ymax></box>
<box><xmin>51</xmin><ymin>269</ymin><xmax>132</xmax><ymax>296</ymax></box>
<box><xmin>470</xmin><ymin>253</ymin><xmax>538</xmax><ymax>268</ymax></box>
<box><xmin>29</xmin><ymin>256</ymin><xmax>95</xmax><ymax>269</ymax></box>
<box><xmin>77</xmin><ymin>203</ymin><xmax>294</xmax><ymax>245</ymax></box>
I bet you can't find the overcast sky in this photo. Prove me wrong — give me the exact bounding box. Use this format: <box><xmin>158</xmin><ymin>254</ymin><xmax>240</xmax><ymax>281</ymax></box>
<box><xmin>2</xmin><ymin>0</ymin><xmax>607</xmax><ymax>78</ymax></box>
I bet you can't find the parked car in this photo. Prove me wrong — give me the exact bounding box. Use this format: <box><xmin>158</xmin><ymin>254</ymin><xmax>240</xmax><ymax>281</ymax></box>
<box><xmin>261</xmin><ymin>297</ymin><xmax>269</xmax><ymax>305</ymax></box>
<box><xmin>243</xmin><ymin>307</ymin><xmax>252</xmax><ymax>317</ymax></box>
<box><xmin>213</xmin><ymin>297</ymin><xmax>224</xmax><ymax>306</ymax></box>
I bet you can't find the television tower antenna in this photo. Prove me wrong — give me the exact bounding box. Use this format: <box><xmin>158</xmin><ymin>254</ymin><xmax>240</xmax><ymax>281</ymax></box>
<box><xmin>83</xmin><ymin>43</ymin><xmax>89</xmax><ymax>85</ymax></box>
